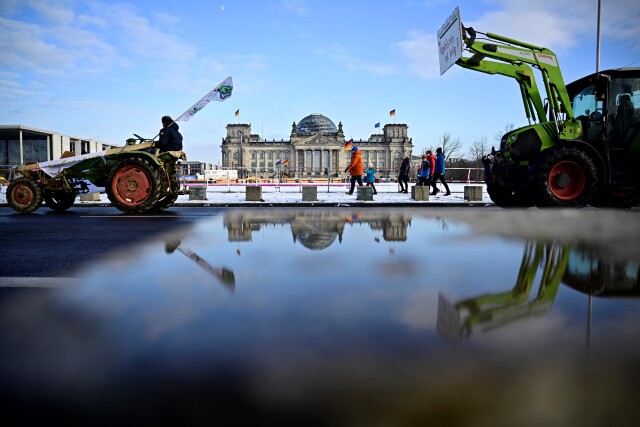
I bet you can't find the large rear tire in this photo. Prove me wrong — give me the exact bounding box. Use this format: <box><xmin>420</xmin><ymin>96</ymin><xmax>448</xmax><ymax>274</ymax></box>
<box><xmin>43</xmin><ymin>190</ymin><xmax>76</xmax><ymax>212</ymax></box>
<box><xmin>531</xmin><ymin>147</ymin><xmax>597</xmax><ymax>207</ymax></box>
<box><xmin>7</xmin><ymin>177</ymin><xmax>44</xmax><ymax>214</ymax></box>
<box><xmin>486</xmin><ymin>183</ymin><xmax>533</xmax><ymax>208</ymax></box>
<box><xmin>107</xmin><ymin>157</ymin><xmax>162</xmax><ymax>213</ymax></box>
<box><xmin>153</xmin><ymin>194</ymin><xmax>179</xmax><ymax>211</ymax></box>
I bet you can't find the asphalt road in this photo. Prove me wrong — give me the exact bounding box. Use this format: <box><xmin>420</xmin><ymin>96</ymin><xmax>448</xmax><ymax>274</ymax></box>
<box><xmin>0</xmin><ymin>206</ymin><xmax>225</xmax><ymax>278</ymax></box>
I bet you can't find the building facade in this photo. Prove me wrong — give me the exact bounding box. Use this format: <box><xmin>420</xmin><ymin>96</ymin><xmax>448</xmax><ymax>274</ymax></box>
<box><xmin>220</xmin><ymin>114</ymin><xmax>413</xmax><ymax>179</ymax></box>
<box><xmin>0</xmin><ymin>124</ymin><xmax>117</xmax><ymax>171</ymax></box>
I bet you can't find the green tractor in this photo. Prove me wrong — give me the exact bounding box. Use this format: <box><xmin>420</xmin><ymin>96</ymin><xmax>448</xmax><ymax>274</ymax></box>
<box><xmin>440</xmin><ymin>9</ymin><xmax>640</xmax><ymax>207</ymax></box>
<box><xmin>6</xmin><ymin>135</ymin><xmax>187</xmax><ymax>214</ymax></box>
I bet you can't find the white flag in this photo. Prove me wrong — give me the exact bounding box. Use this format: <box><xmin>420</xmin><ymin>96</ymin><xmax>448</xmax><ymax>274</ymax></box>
<box><xmin>176</xmin><ymin>76</ymin><xmax>233</xmax><ymax>122</ymax></box>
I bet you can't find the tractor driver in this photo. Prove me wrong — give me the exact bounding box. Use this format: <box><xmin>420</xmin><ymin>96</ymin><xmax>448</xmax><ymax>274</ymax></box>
<box><xmin>156</xmin><ymin>115</ymin><xmax>183</xmax><ymax>153</ymax></box>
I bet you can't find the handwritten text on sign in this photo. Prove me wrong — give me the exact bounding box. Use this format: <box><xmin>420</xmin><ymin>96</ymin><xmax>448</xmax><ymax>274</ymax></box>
<box><xmin>437</xmin><ymin>7</ymin><xmax>463</xmax><ymax>75</ymax></box>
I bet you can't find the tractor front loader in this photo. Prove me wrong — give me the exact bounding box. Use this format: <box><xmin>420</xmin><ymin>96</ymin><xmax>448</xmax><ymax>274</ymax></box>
<box><xmin>439</xmin><ymin>9</ymin><xmax>640</xmax><ymax>207</ymax></box>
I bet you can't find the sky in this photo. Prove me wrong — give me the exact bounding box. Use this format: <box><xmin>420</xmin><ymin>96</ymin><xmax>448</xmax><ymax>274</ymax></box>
<box><xmin>1</xmin><ymin>0</ymin><xmax>639</xmax><ymax>164</ymax></box>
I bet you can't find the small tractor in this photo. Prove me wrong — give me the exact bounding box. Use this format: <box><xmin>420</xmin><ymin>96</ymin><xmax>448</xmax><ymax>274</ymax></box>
<box><xmin>6</xmin><ymin>135</ymin><xmax>187</xmax><ymax>214</ymax></box>
<box><xmin>439</xmin><ymin>9</ymin><xmax>639</xmax><ymax>207</ymax></box>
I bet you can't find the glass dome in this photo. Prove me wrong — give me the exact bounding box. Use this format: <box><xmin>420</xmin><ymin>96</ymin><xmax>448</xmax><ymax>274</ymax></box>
<box><xmin>297</xmin><ymin>114</ymin><xmax>337</xmax><ymax>134</ymax></box>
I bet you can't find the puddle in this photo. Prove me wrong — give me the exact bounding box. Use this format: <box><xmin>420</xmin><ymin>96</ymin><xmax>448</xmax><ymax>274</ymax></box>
<box><xmin>1</xmin><ymin>208</ymin><xmax>639</xmax><ymax>425</ymax></box>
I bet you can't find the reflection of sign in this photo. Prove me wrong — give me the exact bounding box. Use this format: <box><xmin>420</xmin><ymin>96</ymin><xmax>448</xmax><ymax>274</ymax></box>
<box><xmin>437</xmin><ymin>7</ymin><xmax>463</xmax><ymax>75</ymax></box>
<box><xmin>436</xmin><ymin>293</ymin><xmax>462</xmax><ymax>347</ymax></box>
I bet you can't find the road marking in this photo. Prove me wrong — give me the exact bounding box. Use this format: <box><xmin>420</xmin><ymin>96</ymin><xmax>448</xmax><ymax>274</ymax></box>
<box><xmin>0</xmin><ymin>277</ymin><xmax>81</xmax><ymax>288</ymax></box>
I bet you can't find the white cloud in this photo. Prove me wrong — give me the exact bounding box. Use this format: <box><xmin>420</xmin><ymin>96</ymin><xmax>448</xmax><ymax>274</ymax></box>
<box><xmin>281</xmin><ymin>0</ymin><xmax>310</xmax><ymax>17</ymax></box>
<box><xmin>314</xmin><ymin>43</ymin><xmax>397</xmax><ymax>75</ymax></box>
<box><xmin>395</xmin><ymin>30</ymin><xmax>440</xmax><ymax>79</ymax></box>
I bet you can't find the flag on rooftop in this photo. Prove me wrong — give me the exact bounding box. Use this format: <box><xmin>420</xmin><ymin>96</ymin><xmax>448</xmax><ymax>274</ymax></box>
<box><xmin>389</xmin><ymin>109</ymin><xmax>396</xmax><ymax>117</ymax></box>
<box><xmin>176</xmin><ymin>76</ymin><xmax>233</xmax><ymax>122</ymax></box>
<box><xmin>343</xmin><ymin>139</ymin><xmax>353</xmax><ymax>151</ymax></box>
<box><xmin>374</xmin><ymin>122</ymin><xmax>380</xmax><ymax>128</ymax></box>
<box><xmin>235</xmin><ymin>109</ymin><xmax>239</xmax><ymax>116</ymax></box>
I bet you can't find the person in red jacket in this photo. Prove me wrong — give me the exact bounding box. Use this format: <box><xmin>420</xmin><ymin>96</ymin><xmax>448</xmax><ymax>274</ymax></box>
<box><xmin>344</xmin><ymin>146</ymin><xmax>364</xmax><ymax>195</ymax></box>
<box><xmin>426</xmin><ymin>150</ymin><xmax>436</xmax><ymax>187</ymax></box>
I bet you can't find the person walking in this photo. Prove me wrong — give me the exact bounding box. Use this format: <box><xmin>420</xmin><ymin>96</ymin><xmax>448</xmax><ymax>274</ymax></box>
<box><xmin>344</xmin><ymin>146</ymin><xmax>364</xmax><ymax>195</ymax></box>
<box><xmin>398</xmin><ymin>156</ymin><xmax>410</xmax><ymax>193</ymax></box>
<box><xmin>416</xmin><ymin>155</ymin><xmax>431</xmax><ymax>186</ymax></box>
<box><xmin>431</xmin><ymin>147</ymin><xmax>451</xmax><ymax>196</ymax></box>
<box><xmin>426</xmin><ymin>150</ymin><xmax>436</xmax><ymax>187</ymax></box>
<box><xmin>364</xmin><ymin>163</ymin><xmax>378</xmax><ymax>194</ymax></box>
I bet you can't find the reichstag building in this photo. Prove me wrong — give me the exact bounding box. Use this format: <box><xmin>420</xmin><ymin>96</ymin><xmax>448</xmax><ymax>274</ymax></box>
<box><xmin>220</xmin><ymin>114</ymin><xmax>414</xmax><ymax>179</ymax></box>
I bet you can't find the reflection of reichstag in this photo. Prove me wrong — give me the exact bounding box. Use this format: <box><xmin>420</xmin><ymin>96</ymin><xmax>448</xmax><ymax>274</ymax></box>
<box><xmin>220</xmin><ymin>113</ymin><xmax>414</xmax><ymax>179</ymax></box>
<box><xmin>224</xmin><ymin>210</ymin><xmax>411</xmax><ymax>250</ymax></box>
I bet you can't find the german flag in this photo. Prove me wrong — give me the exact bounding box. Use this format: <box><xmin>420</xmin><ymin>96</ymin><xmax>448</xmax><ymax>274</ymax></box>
<box><xmin>389</xmin><ymin>109</ymin><xmax>396</xmax><ymax>117</ymax></box>
<box><xmin>343</xmin><ymin>139</ymin><xmax>353</xmax><ymax>151</ymax></box>
<box><xmin>235</xmin><ymin>109</ymin><xmax>239</xmax><ymax>116</ymax></box>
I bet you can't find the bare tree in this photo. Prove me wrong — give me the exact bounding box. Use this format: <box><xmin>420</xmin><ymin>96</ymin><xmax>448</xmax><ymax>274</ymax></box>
<box><xmin>469</xmin><ymin>136</ymin><xmax>489</xmax><ymax>168</ymax></box>
<box><xmin>493</xmin><ymin>123</ymin><xmax>515</xmax><ymax>146</ymax></box>
<box><xmin>438</xmin><ymin>132</ymin><xmax>463</xmax><ymax>161</ymax></box>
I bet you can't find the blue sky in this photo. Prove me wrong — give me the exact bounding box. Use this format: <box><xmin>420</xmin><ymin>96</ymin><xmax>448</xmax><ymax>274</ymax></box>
<box><xmin>1</xmin><ymin>0</ymin><xmax>639</xmax><ymax>164</ymax></box>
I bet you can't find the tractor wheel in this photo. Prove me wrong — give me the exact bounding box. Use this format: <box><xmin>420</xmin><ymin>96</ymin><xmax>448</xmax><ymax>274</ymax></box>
<box><xmin>590</xmin><ymin>188</ymin><xmax>640</xmax><ymax>209</ymax></box>
<box><xmin>486</xmin><ymin>183</ymin><xmax>533</xmax><ymax>208</ymax></box>
<box><xmin>7</xmin><ymin>177</ymin><xmax>44</xmax><ymax>214</ymax></box>
<box><xmin>531</xmin><ymin>147</ymin><xmax>597</xmax><ymax>207</ymax></box>
<box><xmin>153</xmin><ymin>194</ymin><xmax>179</xmax><ymax>211</ymax></box>
<box><xmin>107</xmin><ymin>157</ymin><xmax>162</xmax><ymax>213</ymax></box>
<box><xmin>43</xmin><ymin>190</ymin><xmax>76</xmax><ymax>212</ymax></box>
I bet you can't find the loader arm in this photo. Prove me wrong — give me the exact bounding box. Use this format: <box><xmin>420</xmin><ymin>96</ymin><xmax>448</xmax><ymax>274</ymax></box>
<box><xmin>457</xmin><ymin>27</ymin><xmax>581</xmax><ymax>140</ymax></box>
<box><xmin>457</xmin><ymin>57</ymin><xmax>547</xmax><ymax>125</ymax></box>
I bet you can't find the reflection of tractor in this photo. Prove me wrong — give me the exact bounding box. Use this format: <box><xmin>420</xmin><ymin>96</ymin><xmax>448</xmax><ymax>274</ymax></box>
<box><xmin>6</xmin><ymin>135</ymin><xmax>187</xmax><ymax>214</ymax></box>
<box><xmin>437</xmin><ymin>243</ymin><xmax>567</xmax><ymax>346</ymax></box>
<box><xmin>437</xmin><ymin>241</ymin><xmax>640</xmax><ymax>346</ymax></box>
<box><xmin>441</xmin><ymin>10</ymin><xmax>640</xmax><ymax>207</ymax></box>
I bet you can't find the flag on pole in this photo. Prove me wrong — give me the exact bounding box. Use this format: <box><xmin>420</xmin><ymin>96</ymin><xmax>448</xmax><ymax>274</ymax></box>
<box><xmin>175</xmin><ymin>76</ymin><xmax>233</xmax><ymax>122</ymax></box>
<box><xmin>235</xmin><ymin>109</ymin><xmax>239</xmax><ymax>116</ymax></box>
<box><xmin>343</xmin><ymin>139</ymin><xmax>353</xmax><ymax>151</ymax></box>
<box><xmin>389</xmin><ymin>109</ymin><xmax>396</xmax><ymax>117</ymax></box>
<box><xmin>281</xmin><ymin>159</ymin><xmax>289</xmax><ymax>166</ymax></box>
<box><xmin>374</xmin><ymin>122</ymin><xmax>380</xmax><ymax>128</ymax></box>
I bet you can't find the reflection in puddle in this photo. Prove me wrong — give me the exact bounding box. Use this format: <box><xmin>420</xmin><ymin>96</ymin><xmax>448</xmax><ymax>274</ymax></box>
<box><xmin>1</xmin><ymin>208</ymin><xmax>639</xmax><ymax>425</ymax></box>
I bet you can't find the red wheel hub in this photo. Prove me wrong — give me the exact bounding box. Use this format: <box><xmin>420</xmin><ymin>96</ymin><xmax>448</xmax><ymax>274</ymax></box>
<box><xmin>12</xmin><ymin>184</ymin><xmax>34</xmax><ymax>207</ymax></box>
<box><xmin>548</xmin><ymin>160</ymin><xmax>586</xmax><ymax>200</ymax></box>
<box><xmin>112</xmin><ymin>165</ymin><xmax>152</xmax><ymax>206</ymax></box>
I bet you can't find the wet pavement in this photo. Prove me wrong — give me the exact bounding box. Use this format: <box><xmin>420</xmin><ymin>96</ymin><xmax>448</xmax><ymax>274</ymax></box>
<box><xmin>1</xmin><ymin>207</ymin><xmax>639</xmax><ymax>425</ymax></box>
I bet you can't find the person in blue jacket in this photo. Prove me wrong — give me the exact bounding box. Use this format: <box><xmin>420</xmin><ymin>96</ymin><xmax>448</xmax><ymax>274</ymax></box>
<box><xmin>416</xmin><ymin>155</ymin><xmax>431</xmax><ymax>186</ymax></box>
<box><xmin>363</xmin><ymin>163</ymin><xmax>378</xmax><ymax>194</ymax></box>
<box><xmin>430</xmin><ymin>147</ymin><xmax>451</xmax><ymax>196</ymax></box>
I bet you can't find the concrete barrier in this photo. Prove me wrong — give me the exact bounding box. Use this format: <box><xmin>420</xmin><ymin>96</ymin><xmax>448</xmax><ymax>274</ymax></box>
<box><xmin>411</xmin><ymin>185</ymin><xmax>430</xmax><ymax>201</ymax></box>
<box><xmin>246</xmin><ymin>186</ymin><xmax>263</xmax><ymax>201</ymax></box>
<box><xmin>464</xmin><ymin>186</ymin><xmax>482</xmax><ymax>201</ymax></box>
<box><xmin>189</xmin><ymin>187</ymin><xmax>207</xmax><ymax>201</ymax></box>
<box><xmin>302</xmin><ymin>186</ymin><xmax>317</xmax><ymax>201</ymax></box>
<box><xmin>357</xmin><ymin>186</ymin><xmax>373</xmax><ymax>201</ymax></box>
<box><xmin>80</xmin><ymin>193</ymin><xmax>99</xmax><ymax>202</ymax></box>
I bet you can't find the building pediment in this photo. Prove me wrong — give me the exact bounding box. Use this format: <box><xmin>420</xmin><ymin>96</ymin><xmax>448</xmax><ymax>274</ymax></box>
<box><xmin>292</xmin><ymin>134</ymin><xmax>339</xmax><ymax>147</ymax></box>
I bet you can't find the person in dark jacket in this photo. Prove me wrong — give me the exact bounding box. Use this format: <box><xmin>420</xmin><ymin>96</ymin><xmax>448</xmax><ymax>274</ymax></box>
<box><xmin>157</xmin><ymin>115</ymin><xmax>183</xmax><ymax>152</ymax></box>
<box><xmin>430</xmin><ymin>147</ymin><xmax>451</xmax><ymax>196</ymax></box>
<box><xmin>398</xmin><ymin>156</ymin><xmax>410</xmax><ymax>193</ymax></box>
